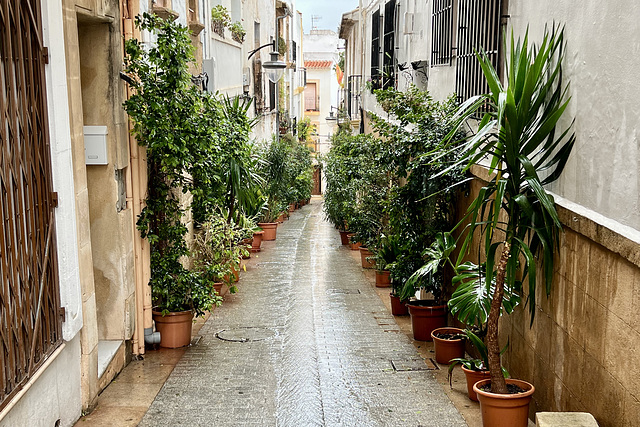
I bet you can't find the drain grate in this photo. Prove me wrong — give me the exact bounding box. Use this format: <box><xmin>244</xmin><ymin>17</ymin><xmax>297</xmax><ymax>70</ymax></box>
<box><xmin>326</xmin><ymin>289</ymin><xmax>361</xmax><ymax>295</ymax></box>
<box><xmin>390</xmin><ymin>358</ymin><xmax>438</xmax><ymax>371</ymax></box>
<box><xmin>216</xmin><ymin>327</ymin><xmax>278</xmax><ymax>342</ymax></box>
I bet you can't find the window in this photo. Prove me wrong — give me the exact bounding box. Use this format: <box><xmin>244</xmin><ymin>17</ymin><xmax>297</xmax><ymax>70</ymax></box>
<box><xmin>382</xmin><ymin>0</ymin><xmax>397</xmax><ymax>89</ymax></box>
<box><xmin>431</xmin><ymin>0</ymin><xmax>453</xmax><ymax>66</ymax></box>
<box><xmin>304</xmin><ymin>82</ymin><xmax>318</xmax><ymax>111</ymax></box>
<box><xmin>370</xmin><ymin>9</ymin><xmax>381</xmax><ymax>89</ymax></box>
<box><xmin>456</xmin><ymin>0</ymin><xmax>502</xmax><ymax>103</ymax></box>
<box><xmin>269</xmin><ymin>80</ymin><xmax>276</xmax><ymax>111</ymax></box>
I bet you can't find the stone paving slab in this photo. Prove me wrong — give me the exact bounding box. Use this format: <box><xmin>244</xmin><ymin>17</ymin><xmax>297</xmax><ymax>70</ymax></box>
<box><xmin>139</xmin><ymin>199</ymin><xmax>467</xmax><ymax>427</ymax></box>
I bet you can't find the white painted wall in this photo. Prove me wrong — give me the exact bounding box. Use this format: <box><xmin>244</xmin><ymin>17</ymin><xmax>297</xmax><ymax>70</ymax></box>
<box><xmin>42</xmin><ymin>0</ymin><xmax>83</xmax><ymax>343</ymax></box>
<box><xmin>0</xmin><ymin>337</ymin><xmax>82</xmax><ymax>427</ymax></box>
<box><xmin>507</xmin><ymin>0</ymin><xmax>640</xmax><ymax>232</ymax></box>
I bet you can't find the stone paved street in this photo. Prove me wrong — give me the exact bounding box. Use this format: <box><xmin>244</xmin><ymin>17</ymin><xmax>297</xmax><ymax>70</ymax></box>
<box><xmin>139</xmin><ymin>198</ymin><xmax>468</xmax><ymax>427</ymax></box>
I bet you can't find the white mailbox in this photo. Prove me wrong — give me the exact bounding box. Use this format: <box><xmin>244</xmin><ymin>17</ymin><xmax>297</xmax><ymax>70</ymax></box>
<box><xmin>84</xmin><ymin>125</ymin><xmax>108</xmax><ymax>165</ymax></box>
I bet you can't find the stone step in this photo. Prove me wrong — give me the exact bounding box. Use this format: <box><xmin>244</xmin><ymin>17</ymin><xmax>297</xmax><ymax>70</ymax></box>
<box><xmin>536</xmin><ymin>412</ymin><xmax>599</xmax><ymax>427</ymax></box>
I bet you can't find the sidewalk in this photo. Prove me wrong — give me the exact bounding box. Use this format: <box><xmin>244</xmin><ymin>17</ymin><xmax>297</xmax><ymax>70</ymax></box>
<box><xmin>76</xmin><ymin>197</ymin><xmax>474</xmax><ymax>426</ymax></box>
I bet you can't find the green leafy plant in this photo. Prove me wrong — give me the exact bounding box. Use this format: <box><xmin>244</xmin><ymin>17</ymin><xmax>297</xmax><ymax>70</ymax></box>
<box><xmin>444</xmin><ymin>26</ymin><xmax>575</xmax><ymax>393</ymax></box>
<box><xmin>192</xmin><ymin>210</ymin><xmax>250</xmax><ymax>294</ymax></box>
<box><xmin>447</xmin><ymin>330</ymin><xmax>509</xmax><ymax>385</ymax></box>
<box><xmin>229</xmin><ymin>21</ymin><xmax>246</xmax><ymax>43</ymax></box>
<box><xmin>123</xmin><ymin>13</ymin><xmax>223</xmax><ymax>317</ymax></box>
<box><xmin>399</xmin><ymin>232</ymin><xmax>456</xmax><ymax>302</ymax></box>
<box><xmin>374</xmin><ymin>234</ymin><xmax>402</xmax><ymax>272</ymax></box>
<box><xmin>211</xmin><ymin>5</ymin><xmax>230</xmax><ymax>37</ymax></box>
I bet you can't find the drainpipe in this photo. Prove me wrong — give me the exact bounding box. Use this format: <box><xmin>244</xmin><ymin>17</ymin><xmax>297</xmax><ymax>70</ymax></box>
<box><xmin>122</xmin><ymin>0</ymin><xmax>155</xmax><ymax>355</ymax></box>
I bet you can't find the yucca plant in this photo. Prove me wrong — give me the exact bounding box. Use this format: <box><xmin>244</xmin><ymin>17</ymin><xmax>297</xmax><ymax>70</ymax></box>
<box><xmin>443</xmin><ymin>26</ymin><xmax>575</xmax><ymax>394</ymax></box>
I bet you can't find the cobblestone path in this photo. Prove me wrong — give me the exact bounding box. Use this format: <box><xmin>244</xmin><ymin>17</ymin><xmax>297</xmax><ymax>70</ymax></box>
<box><xmin>139</xmin><ymin>198</ymin><xmax>467</xmax><ymax>427</ymax></box>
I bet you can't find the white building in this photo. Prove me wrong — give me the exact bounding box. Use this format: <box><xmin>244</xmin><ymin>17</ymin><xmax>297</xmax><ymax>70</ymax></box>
<box><xmin>303</xmin><ymin>29</ymin><xmax>342</xmax><ymax>192</ymax></box>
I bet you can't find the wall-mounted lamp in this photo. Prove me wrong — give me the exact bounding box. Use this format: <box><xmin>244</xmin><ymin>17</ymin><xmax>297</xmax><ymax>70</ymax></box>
<box><xmin>248</xmin><ymin>40</ymin><xmax>287</xmax><ymax>83</ymax></box>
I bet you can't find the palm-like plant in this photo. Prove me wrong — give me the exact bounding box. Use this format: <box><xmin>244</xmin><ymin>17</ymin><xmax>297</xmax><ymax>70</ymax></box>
<box><xmin>444</xmin><ymin>26</ymin><xmax>575</xmax><ymax>393</ymax></box>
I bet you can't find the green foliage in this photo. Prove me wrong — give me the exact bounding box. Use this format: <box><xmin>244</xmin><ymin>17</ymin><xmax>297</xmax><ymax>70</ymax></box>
<box><xmin>277</xmin><ymin>36</ymin><xmax>287</xmax><ymax>57</ymax></box>
<box><xmin>124</xmin><ymin>13</ymin><xmax>224</xmax><ymax>316</ymax></box>
<box><xmin>211</xmin><ymin>5</ymin><xmax>231</xmax><ymax>26</ymax></box>
<box><xmin>444</xmin><ymin>26</ymin><xmax>574</xmax><ymax>392</ymax></box>
<box><xmin>258</xmin><ymin>135</ymin><xmax>314</xmax><ymax>220</ymax></box>
<box><xmin>229</xmin><ymin>22</ymin><xmax>246</xmax><ymax>43</ymax></box>
<box><xmin>192</xmin><ymin>210</ymin><xmax>250</xmax><ymax>294</ymax></box>
<box><xmin>296</xmin><ymin>116</ymin><xmax>314</xmax><ymax>143</ymax></box>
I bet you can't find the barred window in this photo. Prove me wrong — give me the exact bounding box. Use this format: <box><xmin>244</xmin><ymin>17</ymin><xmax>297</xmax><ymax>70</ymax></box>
<box><xmin>370</xmin><ymin>9</ymin><xmax>381</xmax><ymax>89</ymax></box>
<box><xmin>382</xmin><ymin>0</ymin><xmax>397</xmax><ymax>89</ymax></box>
<box><xmin>456</xmin><ymin>0</ymin><xmax>502</xmax><ymax>103</ymax></box>
<box><xmin>431</xmin><ymin>0</ymin><xmax>453</xmax><ymax>66</ymax></box>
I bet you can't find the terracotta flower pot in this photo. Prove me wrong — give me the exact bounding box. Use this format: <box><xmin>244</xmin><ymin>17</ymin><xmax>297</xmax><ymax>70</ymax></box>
<box><xmin>347</xmin><ymin>233</ymin><xmax>361</xmax><ymax>250</ymax></box>
<box><xmin>461</xmin><ymin>366</ymin><xmax>491</xmax><ymax>402</ymax></box>
<box><xmin>288</xmin><ymin>203</ymin><xmax>295</xmax><ymax>213</ymax></box>
<box><xmin>474</xmin><ymin>379</ymin><xmax>535</xmax><ymax>427</ymax></box>
<box><xmin>431</xmin><ymin>327</ymin><xmax>466</xmax><ymax>364</ymax></box>
<box><xmin>359</xmin><ymin>247</ymin><xmax>375</xmax><ymax>269</ymax></box>
<box><xmin>406</xmin><ymin>303</ymin><xmax>447</xmax><ymax>341</ymax></box>
<box><xmin>213</xmin><ymin>282</ymin><xmax>224</xmax><ymax>297</ymax></box>
<box><xmin>339</xmin><ymin>230</ymin><xmax>350</xmax><ymax>245</ymax></box>
<box><xmin>389</xmin><ymin>293</ymin><xmax>409</xmax><ymax>316</ymax></box>
<box><xmin>375</xmin><ymin>270</ymin><xmax>391</xmax><ymax>287</ymax></box>
<box><xmin>251</xmin><ymin>231</ymin><xmax>264</xmax><ymax>252</ymax></box>
<box><xmin>258</xmin><ymin>222</ymin><xmax>277</xmax><ymax>241</ymax></box>
<box><xmin>152</xmin><ymin>310</ymin><xmax>194</xmax><ymax>348</ymax></box>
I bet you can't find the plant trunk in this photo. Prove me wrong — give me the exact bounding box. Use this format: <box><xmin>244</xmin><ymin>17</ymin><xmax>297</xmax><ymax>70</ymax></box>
<box><xmin>487</xmin><ymin>242</ymin><xmax>510</xmax><ymax>394</ymax></box>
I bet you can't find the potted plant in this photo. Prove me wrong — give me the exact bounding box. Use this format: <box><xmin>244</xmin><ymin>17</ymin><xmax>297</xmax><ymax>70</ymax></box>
<box><xmin>400</xmin><ymin>232</ymin><xmax>456</xmax><ymax>341</ymax></box>
<box><xmin>431</xmin><ymin>327</ymin><xmax>466</xmax><ymax>364</ymax></box>
<box><xmin>124</xmin><ymin>14</ymin><xmax>225</xmax><ymax>348</ymax></box>
<box><xmin>443</xmin><ymin>26</ymin><xmax>574</xmax><ymax>426</ymax></box>
<box><xmin>210</xmin><ymin>5</ymin><xmax>230</xmax><ymax>37</ymax></box>
<box><xmin>374</xmin><ymin>235</ymin><xmax>401</xmax><ymax>287</ymax></box>
<box><xmin>229</xmin><ymin>21</ymin><xmax>245</xmax><ymax>43</ymax></box>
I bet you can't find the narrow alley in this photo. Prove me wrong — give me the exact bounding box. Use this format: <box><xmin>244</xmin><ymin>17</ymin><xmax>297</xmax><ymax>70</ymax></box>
<box><xmin>136</xmin><ymin>199</ymin><xmax>467</xmax><ymax>426</ymax></box>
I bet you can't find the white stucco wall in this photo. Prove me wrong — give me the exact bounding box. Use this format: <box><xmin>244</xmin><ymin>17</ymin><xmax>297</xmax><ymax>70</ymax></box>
<box><xmin>508</xmin><ymin>0</ymin><xmax>640</xmax><ymax>233</ymax></box>
<box><xmin>0</xmin><ymin>337</ymin><xmax>82</xmax><ymax>427</ymax></box>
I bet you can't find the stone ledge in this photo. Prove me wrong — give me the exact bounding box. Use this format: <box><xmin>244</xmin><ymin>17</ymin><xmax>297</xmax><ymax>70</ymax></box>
<box><xmin>536</xmin><ymin>412</ymin><xmax>599</xmax><ymax>427</ymax></box>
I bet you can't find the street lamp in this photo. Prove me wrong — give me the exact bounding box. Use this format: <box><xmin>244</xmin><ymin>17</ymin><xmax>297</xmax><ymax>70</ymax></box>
<box><xmin>248</xmin><ymin>40</ymin><xmax>287</xmax><ymax>83</ymax></box>
<box><xmin>325</xmin><ymin>106</ymin><xmax>345</xmax><ymax>127</ymax></box>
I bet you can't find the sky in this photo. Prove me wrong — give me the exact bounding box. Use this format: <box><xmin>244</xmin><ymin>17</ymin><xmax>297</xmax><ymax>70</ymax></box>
<box><xmin>295</xmin><ymin>0</ymin><xmax>359</xmax><ymax>34</ymax></box>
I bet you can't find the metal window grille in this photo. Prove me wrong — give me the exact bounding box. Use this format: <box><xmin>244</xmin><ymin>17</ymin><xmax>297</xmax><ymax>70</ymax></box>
<box><xmin>431</xmin><ymin>0</ymin><xmax>454</xmax><ymax>66</ymax></box>
<box><xmin>292</xmin><ymin>40</ymin><xmax>297</xmax><ymax>64</ymax></box>
<box><xmin>455</xmin><ymin>0</ymin><xmax>502</xmax><ymax>104</ymax></box>
<box><xmin>1</xmin><ymin>0</ymin><xmax>63</xmax><ymax>411</ymax></box>
<box><xmin>346</xmin><ymin>75</ymin><xmax>362</xmax><ymax>121</ymax></box>
<box><xmin>370</xmin><ymin>9</ymin><xmax>381</xmax><ymax>89</ymax></box>
<box><xmin>382</xmin><ymin>0</ymin><xmax>396</xmax><ymax>89</ymax></box>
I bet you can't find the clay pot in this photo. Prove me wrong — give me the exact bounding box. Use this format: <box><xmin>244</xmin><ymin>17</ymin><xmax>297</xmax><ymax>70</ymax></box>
<box><xmin>258</xmin><ymin>222</ymin><xmax>277</xmax><ymax>241</ymax></box>
<box><xmin>375</xmin><ymin>270</ymin><xmax>391</xmax><ymax>287</ymax></box>
<box><xmin>474</xmin><ymin>379</ymin><xmax>535</xmax><ymax>427</ymax></box>
<box><xmin>251</xmin><ymin>231</ymin><xmax>264</xmax><ymax>252</ymax></box>
<box><xmin>339</xmin><ymin>230</ymin><xmax>350</xmax><ymax>245</ymax></box>
<box><xmin>461</xmin><ymin>366</ymin><xmax>491</xmax><ymax>402</ymax></box>
<box><xmin>431</xmin><ymin>327</ymin><xmax>466</xmax><ymax>364</ymax></box>
<box><xmin>288</xmin><ymin>203</ymin><xmax>295</xmax><ymax>213</ymax></box>
<box><xmin>359</xmin><ymin>247</ymin><xmax>375</xmax><ymax>269</ymax></box>
<box><xmin>406</xmin><ymin>303</ymin><xmax>447</xmax><ymax>341</ymax></box>
<box><xmin>347</xmin><ymin>233</ymin><xmax>361</xmax><ymax>250</ymax></box>
<box><xmin>213</xmin><ymin>282</ymin><xmax>224</xmax><ymax>297</ymax></box>
<box><xmin>152</xmin><ymin>310</ymin><xmax>194</xmax><ymax>348</ymax></box>
<box><xmin>389</xmin><ymin>293</ymin><xmax>409</xmax><ymax>316</ymax></box>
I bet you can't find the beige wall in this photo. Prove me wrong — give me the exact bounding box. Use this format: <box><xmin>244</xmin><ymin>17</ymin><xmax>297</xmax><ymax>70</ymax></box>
<box><xmin>456</xmin><ymin>172</ymin><xmax>640</xmax><ymax>427</ymax></box>
<box><xmin>63</xmin><ymin>0</ymin><xmax>136</xmax><ymax>410</ymax></box>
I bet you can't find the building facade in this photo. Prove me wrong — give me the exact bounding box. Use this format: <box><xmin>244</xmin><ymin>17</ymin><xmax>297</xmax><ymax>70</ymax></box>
<box><xmin>339</xmin><ymin>1</ymin><xmax>640</xmax><ymax>425</ymax></box>
<box><xmin>0</xmin><ymin>0</ymin><xmax>305</xmax><ymax>425</ymax></box>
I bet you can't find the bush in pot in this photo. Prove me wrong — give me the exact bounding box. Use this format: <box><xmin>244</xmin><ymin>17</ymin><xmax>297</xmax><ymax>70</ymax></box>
<box><xmin>442</xmin><ymin>26</ymin><xmax>574</xmax><ymax>426</ymax></box>
<box><xmin>124</xmin><ymin>14</ymin><xmax>226</xmax><ymax>346</ymax></box>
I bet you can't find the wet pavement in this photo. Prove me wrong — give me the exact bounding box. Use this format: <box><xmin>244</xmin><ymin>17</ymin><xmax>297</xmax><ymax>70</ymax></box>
<box><xmin>138</xmin><ymin>198</ymin><xmax>468</xmax><ymax>427</ymax></box>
